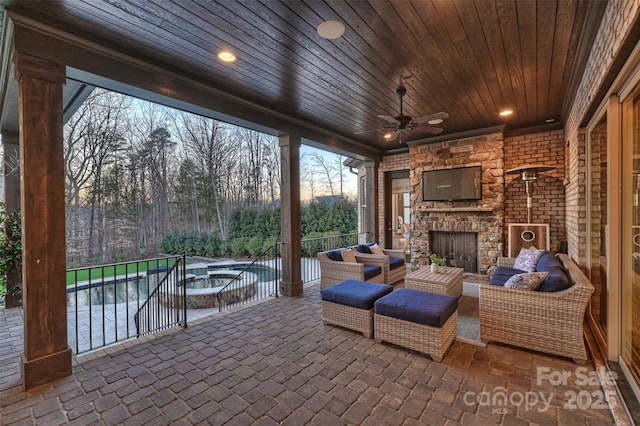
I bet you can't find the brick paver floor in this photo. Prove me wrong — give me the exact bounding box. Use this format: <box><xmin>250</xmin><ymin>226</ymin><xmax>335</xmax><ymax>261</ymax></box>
<box><xmin>0</xmin><ymin>282</ymin><xmax>621</xmax><ymax>425</ymax></box>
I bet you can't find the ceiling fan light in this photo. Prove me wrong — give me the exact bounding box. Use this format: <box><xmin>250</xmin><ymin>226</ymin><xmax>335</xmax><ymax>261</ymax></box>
<box><xmin>384</xmin><ymin>133</ymin><xmax>393</xmax><ymax>139</ymax></box>
<box><xmin>317</xmin><ymin>20</ymin><xmax>345</xmax><ymax>39</ymax></box>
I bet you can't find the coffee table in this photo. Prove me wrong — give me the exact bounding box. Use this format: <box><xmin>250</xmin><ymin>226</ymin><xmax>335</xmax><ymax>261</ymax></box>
<box><xmin>404</xmin><ymin>266</ymin><xmax>464</xmax><ymax>297</ymax></box>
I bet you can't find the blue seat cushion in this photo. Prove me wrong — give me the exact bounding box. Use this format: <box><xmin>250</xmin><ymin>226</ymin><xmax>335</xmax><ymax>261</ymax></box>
<box><xmin>375</xmin><ymin>289</ymin><xmax>458</xmax><ymax>328</ymax></box>
<box><xmin>327</xmin><ymin>249</ymin><xmax>343</xmax><ymax>261</ymax></box>
<box><xmin>357</xmin><ymin>244</ymin><xmax>372</xmax><ymax>254</ymax></box>
<box><xmin>320</xmin><ymin>279</ymin><xmax>393</xmax><ymax>310</ymax></box>
<box><xmin>389</xmin><ymin>257</ymin><xmax>405</xmax><ymax>270</ymax></box>
<box><xmin>489</xmin><ymin>267</ymin><xmax>527</xmax><ymax>286</ymax></box>
<box><xmin>536</xmin><ymin>252</ymin><xmax>570</xmax><ymax>292</ymax></box>
<box><xmin>363</xmin><ymin>265</ymin><xmax>382</xmax><ymax>280</ymax></box>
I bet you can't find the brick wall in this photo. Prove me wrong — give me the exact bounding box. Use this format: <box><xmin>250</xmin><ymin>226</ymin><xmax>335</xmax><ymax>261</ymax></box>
<box><xmin>563</xmin><ymin>0</ymin><xmax>639</xmax><ymax>264</ymax></box>
<box><xmin>503</xmin><ymin>129</ymin><xmax>566</xmax><ymax>253</ymax></box>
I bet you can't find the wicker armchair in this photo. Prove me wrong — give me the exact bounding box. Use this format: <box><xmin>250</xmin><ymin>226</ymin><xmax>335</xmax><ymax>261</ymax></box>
<box><xmin>350</xmin><ymin>245</ymin><xmax>406</xmax><ymax>285</ymax></box>
<box><xmin>318</xmin><ymin>250</ymin><xmax>385</xmax><ymax>289</ymax></box>
<box><xmin>479</xmin><ymin>253</ymin><xmax>594</xmax><ymax>364</ymax></box>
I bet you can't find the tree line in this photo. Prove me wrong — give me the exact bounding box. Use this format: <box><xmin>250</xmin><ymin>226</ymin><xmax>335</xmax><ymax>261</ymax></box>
<box><xmin>161</xmin><ymin>196</ymin><xmax>357</xmax><ymax>258</ymax></box>
<box><xmin>61</xmin><ymin>89</ymin><xmax>355</xmax><ymax>266</ymax></box>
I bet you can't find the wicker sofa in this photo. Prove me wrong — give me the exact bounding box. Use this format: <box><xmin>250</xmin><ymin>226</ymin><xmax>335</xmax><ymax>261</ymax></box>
<box><xmin>479</xmin><ymin>253</ymin><xmax>594</xmax><ymax>364</ymax></box>
<box><xmin>318</xmin><ymin>249</ymin><xmax>385</xmax><ymax>289</ymax></box>
<box><xmin>350</xmin><ymin>244</ymin><xmax>406</xmax><ymax>285</ymax></box>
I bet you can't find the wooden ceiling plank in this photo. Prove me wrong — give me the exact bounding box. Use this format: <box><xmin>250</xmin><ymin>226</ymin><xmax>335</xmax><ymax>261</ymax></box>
<box><xmin>452</xmin><ymin>1</ymin><xmax>508</xmax><ymax>125</ymax></box>
<box><xmin>249</xmin><ymin>0</ymin><xmax>392</xmax><ymax>132</ymax></box>
<box><xmin>278</xmin><ymin>1</ymin><xmax>412</xmax><ymax>131</ymax></box>
<box><xmin>194</xmin><ymin>0</ymin><xmax>393</xmax><ymax>138</ymax></box>
<box><xmin>515</xmin><ymin>0</ymin><xmax>539</xmax><ymax>125</ymax></box>
<box><xmin>151</xmin><ymin>0</ymin><xmax>368</xmax><ymax>140</ymax></box>
<box><xmin>547</xmin><ymin>0</ymin><xmax>582</xmax><ymax>118</ymax></box>
<box><xmin>185</xmin><ymin>1</ymin><xmax>364</xmax><ymax>124</ymax></box>
<box><xmin>536</xmin><ymin>0</ymin><xmax>557</xmax><ymax>121</ymax></box>
<box><xmin>428</xmin><ymin>0</ymin><xmax>497</xmax><ymax>126</ymax></box>
<box><xmin>474</xmin><ymin>1</ymin><xmax>518</xmax><ymax>122</ymax></box>
<box><xmin>85</xmin><ymin>0</ymin><xmax>366</xmax><ymax>146</ymax></box>
<box><xmin>495</xmin><ymin>0</ymin><xmax>528</xmax><ymax>126</ymax></box>
<box><xmin>374</xmin><ymin>1</ymin><xmax>478</xmax><ymax>131</ymax></box>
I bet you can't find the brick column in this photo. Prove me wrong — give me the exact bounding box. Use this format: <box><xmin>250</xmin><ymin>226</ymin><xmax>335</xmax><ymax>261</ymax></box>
<box><xmin>16</xmin><ymin>53</ymin><xmax>72</xmax><ymax>389</ymax></box>
<box><xmin>279</xmin><ymin>134</ymin><xmax>302</xmax><ymax>296</ymax></box>
<box><xmin>2</xmin><ymin>131</ymin><xmax>21</xmax><ymax>308</ymax></box>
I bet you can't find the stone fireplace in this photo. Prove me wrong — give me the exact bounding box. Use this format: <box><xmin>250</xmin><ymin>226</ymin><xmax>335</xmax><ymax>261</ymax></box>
<box><xmin>408</xmin><ymin>128</ymin><xmax>505</xmax><ymax>277</ymax></box>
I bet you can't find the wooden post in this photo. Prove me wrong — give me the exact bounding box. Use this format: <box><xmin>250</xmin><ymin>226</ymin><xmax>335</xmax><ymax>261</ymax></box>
<box><xmin>2</xmin><ymin>131</ymin><xmax>21</xmax><ymax>308</ymax></box>
<box><xmin>364</xmin><ymin>160</ymin><xmax>378</xmax><ymax>243</ymax></box>
<box><xmin>16</xmin><ymin>53</ymin><xmax>71</xmax><ymax>389</ymax></box>
<box><xmin>279</xmin><ymin>134</ymin><xmax>302</xmax><ymax>296</ymax></box>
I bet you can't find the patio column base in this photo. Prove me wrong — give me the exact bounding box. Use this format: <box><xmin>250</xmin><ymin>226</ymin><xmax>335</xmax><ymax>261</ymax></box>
<box><xmin>280</xmin><ymin>279</ymin><xmax>303</xmax><ymax>297</ymax></box>
<box><xmin>21</xmin><ymin>346</ymin><xmax>72</xmax><ymax>390</ymax></box>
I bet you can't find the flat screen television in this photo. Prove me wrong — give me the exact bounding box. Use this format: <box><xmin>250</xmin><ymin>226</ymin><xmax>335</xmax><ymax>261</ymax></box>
<box><xmin>422</xmin><ymin>166</ymin><xmax>482</xmax><ymax>201</ymax></box>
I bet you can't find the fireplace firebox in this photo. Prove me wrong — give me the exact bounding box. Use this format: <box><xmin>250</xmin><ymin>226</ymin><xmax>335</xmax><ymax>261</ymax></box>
<box><xmin>429</xmin><ymin>231</ymin><xmax>478</xmax><ymax>273</ymax></box>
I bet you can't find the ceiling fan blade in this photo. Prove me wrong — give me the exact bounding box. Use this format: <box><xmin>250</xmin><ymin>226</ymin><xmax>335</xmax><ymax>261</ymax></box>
<box><xmin>378</xmin><ymin>114</ymin><xmax>400</xmax><ymax>125</ymax></box>
<box><xmin>354</xmin><ymin>127</ymin><xmax>390</xmax><ymax>135</ymax></box>
<box><xmin>420</xmin><ymin>125</ymin><xmax>444</xmax><ymax>134</ymax></box>
<box><xmin>412</xmin><ymin>111</ymin><xmax>450</xmax><ymax>124</ymax></box>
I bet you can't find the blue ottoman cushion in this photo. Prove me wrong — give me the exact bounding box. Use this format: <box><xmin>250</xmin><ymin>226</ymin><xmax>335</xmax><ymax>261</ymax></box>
<box><xmin>389</xmin><ymin>257</ymin><xmax>405</xmax><ymax>270</ymax></box>
<box><xmin>320</xmin><ymin>279</ymin><xmax>393</xmax><ymax>310</ymax></box>
<box><xmin>375</xmin><ymin>288</ymin><xmax>458</xmax><ymax>327</ymax></box>
<box><xmin>363</xmin><ymin>265</ymin><xmax>382</xmax><ymax>280</ymax></box>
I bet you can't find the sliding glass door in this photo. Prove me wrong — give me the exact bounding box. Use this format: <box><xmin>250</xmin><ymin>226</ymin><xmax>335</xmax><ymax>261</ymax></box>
<box><xmin>621</xmin><ymin>83</ymin><xmax>640</xmax><ymax>389</ymax></box>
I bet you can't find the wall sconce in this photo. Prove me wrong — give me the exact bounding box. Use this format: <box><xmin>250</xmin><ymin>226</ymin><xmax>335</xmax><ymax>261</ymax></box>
<box><xmin>505</xmin><ymin>164</ymin><xmax>555</xmax><ymax>223</ymax></box>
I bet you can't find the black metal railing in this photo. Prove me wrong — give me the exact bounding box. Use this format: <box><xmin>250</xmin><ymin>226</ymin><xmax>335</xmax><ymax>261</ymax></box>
<box><xmin>135</xmin><ymin>254</ymin><xmax>187</xmax><ymax>337</ymax></box>
<box><xmin>67</xmin><ymin>255</ymin><xmax>186</xmax><ymax>354</ymax></box>
<box><xmin>300</xmin><ymin>232</ymin><xmax>367</xmax><ymax>283</ymax></box>
<box><xmin>215</xmin><ymin>244</ymin><xmax>280</xmax><ymax>312</ymax></box>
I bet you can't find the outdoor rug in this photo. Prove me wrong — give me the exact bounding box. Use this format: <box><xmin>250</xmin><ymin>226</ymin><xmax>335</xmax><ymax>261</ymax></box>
<box><xmin>456</xmin><ymin>281</ymin><xmax>486</xmax><ymax>347</ymax></box>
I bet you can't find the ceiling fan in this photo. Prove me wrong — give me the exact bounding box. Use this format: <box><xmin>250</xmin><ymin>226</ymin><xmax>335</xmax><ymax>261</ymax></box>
<box><xmin>355</xmin><ymin>84</ymin><xmax>449</xmax><ymax>142</ymax></box>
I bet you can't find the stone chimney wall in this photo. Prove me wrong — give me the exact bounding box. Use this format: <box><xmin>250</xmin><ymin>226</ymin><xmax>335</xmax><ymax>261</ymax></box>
<box><xmin>409</xmin><ymin>131</ymin><xmax>505</xmax><ymax>276</ymax></box>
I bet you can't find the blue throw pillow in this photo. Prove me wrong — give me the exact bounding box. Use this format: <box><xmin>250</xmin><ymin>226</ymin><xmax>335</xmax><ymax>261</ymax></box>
<box><xmin>326</xmin><ymin>250</ymin><xmax>343</xmax><ymax>261</ymax></box>
<box><xmin>536</xmin><ymin>251</ymin><xmax>570</xmax><ymax>292</ymax></box>
<box><xmin>357</xmin><ymin>244</ymin><xmax>372</xmax><ymax>254</ymax></box>
<box><xmin>489</xmin><ymin>267</ymin><xmax>527</xmax><ymax>286</ymax></box>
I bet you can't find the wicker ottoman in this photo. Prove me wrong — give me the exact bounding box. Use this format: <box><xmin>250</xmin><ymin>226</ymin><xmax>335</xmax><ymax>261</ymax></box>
<box><xmin>320</xmin><ymin>279</ymin><xmax>393</xmax><ymax>338</ymax></box>
<box><xmin>374</xmin><ymin>288</ymin><xmax>458</xmax><ymax>361</ymax></box>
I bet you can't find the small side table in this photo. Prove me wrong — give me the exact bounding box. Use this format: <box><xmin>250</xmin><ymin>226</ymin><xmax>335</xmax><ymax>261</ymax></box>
<box><xmin>404</xmin><ymin>266</ymin><xmax>464</xmax><ymax>297</ymax></box>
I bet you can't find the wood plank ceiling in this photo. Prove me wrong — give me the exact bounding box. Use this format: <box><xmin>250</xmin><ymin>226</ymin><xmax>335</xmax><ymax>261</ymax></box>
<box><xmin>2</xmin><ymin>0</ymin><xmax>600</xmax><ymax>153</ymax></box>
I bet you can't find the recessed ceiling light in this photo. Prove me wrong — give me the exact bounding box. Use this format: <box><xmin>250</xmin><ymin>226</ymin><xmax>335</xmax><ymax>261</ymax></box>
<box><xmin>384</xmin><ymin>133</ymin><xmax>393</xmax><ymax>139</ymax></box>
<box><xmin>218</xmin><ymin>51</ymin><xmax>236</xmax><ymax>62</ymax></box>
<box><xmin>428</xmin><ymin>118</ymin><xmax>443</xmax><ymax>125</ymax></box>
<box><xmin>499</xmin><ymin>109</ymin><xmax>513</xmax><ymax>117</ymax></box>
<box><xmin>317</xmin><ymin>20</ymin><xmax>345</xmax><ymax>39</ymax></box>
<box><xmin>545</xmin><ymin>118</ymin><xmax>555</xmax><ymax>123</ymax></box>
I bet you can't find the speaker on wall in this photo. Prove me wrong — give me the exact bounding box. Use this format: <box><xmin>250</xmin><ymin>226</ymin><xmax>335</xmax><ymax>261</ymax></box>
<box><xmin>508</xmin><ymin>223</ymin><xmax>550</xmax><ymax>258</ymax></box>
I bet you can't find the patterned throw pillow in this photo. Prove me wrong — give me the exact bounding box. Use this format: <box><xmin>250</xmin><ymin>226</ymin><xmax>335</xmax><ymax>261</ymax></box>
<box><xmin>369</xmin><ymin>243</ymin><xmax>385</xmax><ymax>256</ymax></box>
<box><xmin>513</xmin><ymin>247</ymin><xmax>545</xmax><ymax>272</ymax></box>
<box><xmin>504</xmin><ymin>271</ymin><xmax>549</xmax><ymax>290</ymax></box>
<box><xmin>341</xmin><ymin>248</ymin><xmax>357</xmax><ymax>263</ymax></box>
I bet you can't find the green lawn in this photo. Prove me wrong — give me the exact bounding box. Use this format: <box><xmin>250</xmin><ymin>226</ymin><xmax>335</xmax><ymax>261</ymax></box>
<box><xmin>66</xmin><ymin>258</ymin><xmax>179</xmax><ymax>286</ymax></box>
